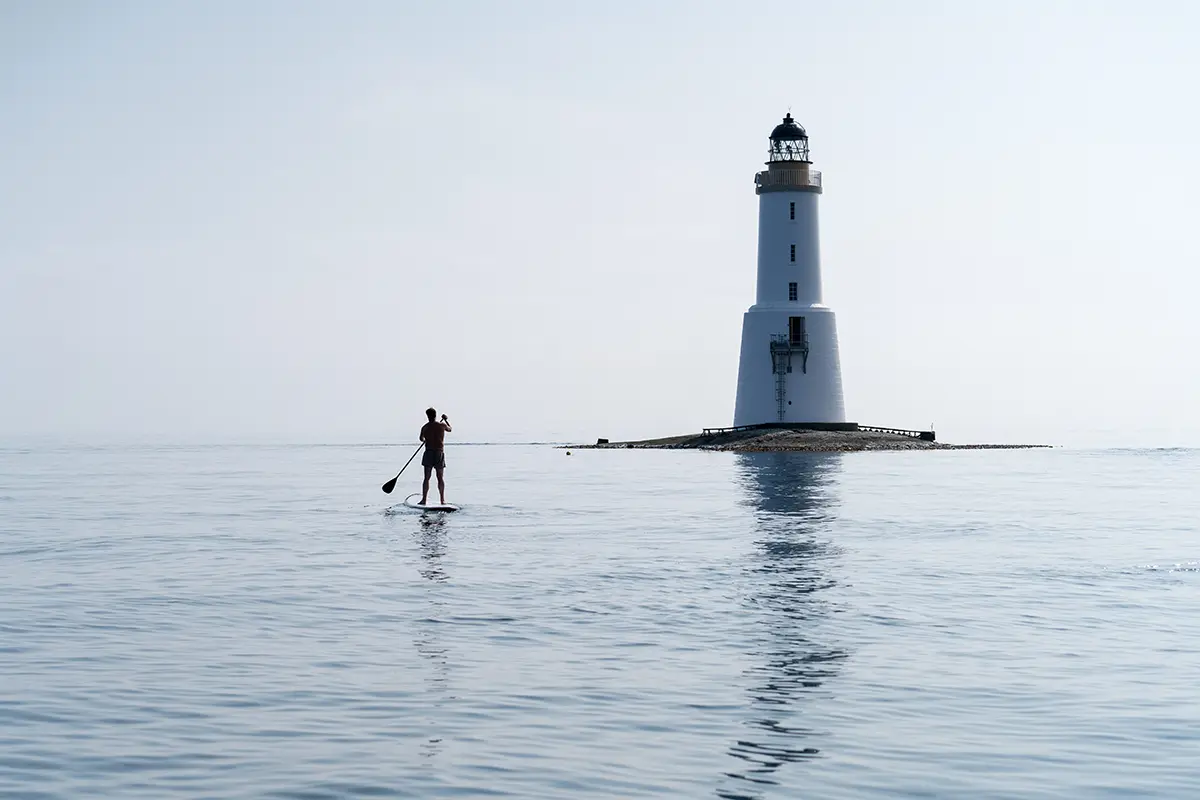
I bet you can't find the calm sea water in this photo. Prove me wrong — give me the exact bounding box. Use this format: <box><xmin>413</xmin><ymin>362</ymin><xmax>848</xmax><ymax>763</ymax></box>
<box><xmin>1</xmin><ymin>443</ymin><xmax>1198</xmax><ymax>798</ymax></box>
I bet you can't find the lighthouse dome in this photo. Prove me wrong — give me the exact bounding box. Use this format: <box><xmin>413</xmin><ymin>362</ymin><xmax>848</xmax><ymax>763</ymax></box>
<box><xmin>767</xmin><ymin>112</ymin><xmax>811</xmax><ymax>163</ymax></box>
<box><xmin>769</xmin><ymin>113</ymin><xmax>807</xmax><ymax>141</ymax></box>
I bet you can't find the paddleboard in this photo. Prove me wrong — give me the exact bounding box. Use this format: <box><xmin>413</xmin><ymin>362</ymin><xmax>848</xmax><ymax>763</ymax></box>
<box><xmin>403</xmin><ymin>493</ymin><xmax>459</xmax><ymax>513</ymax></box>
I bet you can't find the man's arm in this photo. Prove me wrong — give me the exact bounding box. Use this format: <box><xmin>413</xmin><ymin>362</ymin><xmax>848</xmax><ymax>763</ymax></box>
<box><xmin>419</xmin><ymin>425</ymin><xmax>426</xmax><ymax>442</ymax></box>
<box><xmin>441</xmin><ymin>415</ymin><xmax>452</xmax><ymax>432</ymax></box>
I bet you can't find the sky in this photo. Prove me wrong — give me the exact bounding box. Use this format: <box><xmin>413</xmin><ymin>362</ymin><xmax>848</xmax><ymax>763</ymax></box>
<box><xmin>2</xmin><ymin>1</ymin><xmax>1199</xmax><ymax>446</ymax></box>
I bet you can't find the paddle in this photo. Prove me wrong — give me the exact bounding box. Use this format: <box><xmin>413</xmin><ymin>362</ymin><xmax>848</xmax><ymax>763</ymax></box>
<box><xmin>382</xmin><ymin>442</ymin><xmax>425</xmax><ymax>494</ymax></box>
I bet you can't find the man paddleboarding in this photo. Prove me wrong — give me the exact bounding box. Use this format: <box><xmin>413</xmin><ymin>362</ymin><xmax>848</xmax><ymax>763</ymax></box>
<box><xmin>419</xmin><ymin>408</ymin><xmax>452</xmax><ymax>506</ymax></box>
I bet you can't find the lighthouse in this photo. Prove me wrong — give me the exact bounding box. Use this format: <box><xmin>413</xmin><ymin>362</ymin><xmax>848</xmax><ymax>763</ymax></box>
<box><xmin>733</xmin><ymin>114</ymin><xmax>848</xmax><ymax>427</ymax></box>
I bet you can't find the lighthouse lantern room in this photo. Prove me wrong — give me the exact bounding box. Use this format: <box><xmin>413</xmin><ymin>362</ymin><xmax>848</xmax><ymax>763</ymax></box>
<box><xmin>732</xmin><ymin>114</ymin><xmax>848</xmax><ymax>427</ymax></box>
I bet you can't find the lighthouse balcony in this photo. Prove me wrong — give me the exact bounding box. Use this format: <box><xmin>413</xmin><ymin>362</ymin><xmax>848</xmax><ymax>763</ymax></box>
<box><xmin>755</xmin><ymin>168</ymin><xmax>822</xmax><ymax>194</ymax></box>
<box><xmin>770</xmin><ymin>332</ymin><xmax>809</xmax><ymax>375</ymax></box>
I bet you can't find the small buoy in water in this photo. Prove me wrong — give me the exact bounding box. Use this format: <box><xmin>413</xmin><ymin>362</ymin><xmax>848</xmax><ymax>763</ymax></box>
<box><xmin>566</xmin><ymin>450</ymin><xmax>572</xmax><ymax>455</ymax></box>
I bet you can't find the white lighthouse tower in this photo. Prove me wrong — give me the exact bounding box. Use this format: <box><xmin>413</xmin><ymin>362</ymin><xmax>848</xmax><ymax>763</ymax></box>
<box><xmin>733</xmin><ymin>114</ymin><xmax>849</xmax><ymax>427</ymax></box>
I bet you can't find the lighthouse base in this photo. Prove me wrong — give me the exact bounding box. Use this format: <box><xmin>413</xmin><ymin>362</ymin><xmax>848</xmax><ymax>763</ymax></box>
<box><xmin>711</xmin><ymin>421</ymin><xmax>860</xmax><ymax>433</ymax></box>
<box><xmin>733</xmin><ymin>305</ymin><xmax>846</xmax><ymax>427</ymax></box>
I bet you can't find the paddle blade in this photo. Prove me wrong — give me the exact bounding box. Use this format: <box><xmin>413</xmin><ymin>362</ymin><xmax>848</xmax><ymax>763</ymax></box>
<box><xmin>381</xmin><ymin>476</ymin><xmax>398</xmax><ymax>494</ymax></box>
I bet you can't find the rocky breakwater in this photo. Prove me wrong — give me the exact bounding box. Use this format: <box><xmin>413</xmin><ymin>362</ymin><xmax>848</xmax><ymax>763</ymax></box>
<box><xmin>579</xmin><ymin>429</ymin><xmax>1049</xmax><ymax>453</ymax></box>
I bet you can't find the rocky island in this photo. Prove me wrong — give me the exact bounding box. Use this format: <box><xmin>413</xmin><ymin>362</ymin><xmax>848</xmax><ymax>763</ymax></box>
<box><xmin>579</xmin><ymin>426</ymin><xmax>1048</xmax><ymax>453</ymax></box>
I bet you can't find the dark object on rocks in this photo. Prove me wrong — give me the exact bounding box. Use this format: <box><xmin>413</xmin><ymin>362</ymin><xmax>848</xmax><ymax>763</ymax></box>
<box><xmin>596</xmin><ymin>438</ymin><xmax>609</xmax><ymax>445</ymax></box>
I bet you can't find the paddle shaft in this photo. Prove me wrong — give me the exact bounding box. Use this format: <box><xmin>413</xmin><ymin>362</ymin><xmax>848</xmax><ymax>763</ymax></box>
<box><xmin>382</xmin><ymin>442</ymin><xmax>424</xmax><ymax>493</ymax></box>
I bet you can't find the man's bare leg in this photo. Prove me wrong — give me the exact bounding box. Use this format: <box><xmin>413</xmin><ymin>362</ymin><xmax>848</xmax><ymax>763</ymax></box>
<box><xmin>421</xmin><ymin>465</ymin><xmax>433</xmax><ymax>505</ymax></box>
<box><xmin>435</xmin><ymin>467</ymin><xmax>446</xmax><ymax>504</ymax></box>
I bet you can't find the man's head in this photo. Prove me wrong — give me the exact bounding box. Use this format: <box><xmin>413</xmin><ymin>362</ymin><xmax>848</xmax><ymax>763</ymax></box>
<box><xmin>426</xmin><ymin>408</ymin><xmax>437</xmax><ymax>421</ymax></box>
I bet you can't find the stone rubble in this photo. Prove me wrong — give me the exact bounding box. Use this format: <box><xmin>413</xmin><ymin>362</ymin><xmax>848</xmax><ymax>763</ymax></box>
<box><xmin>576</xmin><ymin>429</ymin><xmax>1048</xmax><ymax>452</ymax></box>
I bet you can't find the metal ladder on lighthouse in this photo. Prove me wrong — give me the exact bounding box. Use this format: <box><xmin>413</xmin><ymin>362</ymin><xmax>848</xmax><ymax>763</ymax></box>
<box><xmin>769</xmin><ymin>331</ymin><xmax>810</xmax><ymax>422</ymax></box>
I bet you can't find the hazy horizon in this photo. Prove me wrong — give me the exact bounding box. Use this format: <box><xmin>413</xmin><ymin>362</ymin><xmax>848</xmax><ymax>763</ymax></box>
<box><xmin>3</xmin><ymin>1</ymin><xmax>1199</xmax><ymax>448</ymax></box>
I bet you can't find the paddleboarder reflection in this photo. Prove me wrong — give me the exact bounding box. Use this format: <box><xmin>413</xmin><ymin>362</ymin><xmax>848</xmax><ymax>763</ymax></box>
<box><xmin>413</xmin><ymin>517</ymin><xmax>451</xmax><ymax>772</ymax></box>
<box><xmin>718</xmin><ymin>452</ymin><xmax>849</xmax><ymax>799</ymax></box>
<box><xmin>416</xmin><ymin>514</ymin><xmax>449</xmax><ymax>583</ymax></box>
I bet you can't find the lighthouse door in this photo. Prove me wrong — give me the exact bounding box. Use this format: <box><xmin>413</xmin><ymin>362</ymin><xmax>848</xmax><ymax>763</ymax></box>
<box><xmin>789</xmin><ymin>316</ymin><xmax>807</xmax><ymax>346</ymax></box>
<box><xmin>788</xmin><ymin>316</ymin><xmax>811</xmax><ymax>374</ymax></box>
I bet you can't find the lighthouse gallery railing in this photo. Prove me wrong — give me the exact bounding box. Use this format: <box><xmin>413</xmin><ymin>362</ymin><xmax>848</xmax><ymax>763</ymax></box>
<box><xmin>754</xmin><ymin>169</ymin><xmax>822</xmax><ymax>190</ymax></box>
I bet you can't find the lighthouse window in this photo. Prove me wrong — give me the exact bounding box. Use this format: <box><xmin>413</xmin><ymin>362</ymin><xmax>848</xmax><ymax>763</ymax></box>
<box><xmin>789</xmin><ymin>202</ymin><xmax>795</xmax><ymax>220</ymax></box>
<box><xmin>790</xmin><ymin>244</ymin><xmax>796</xmax><ymax>262</ymax></box>
<box><xmin>788</xmin><ymin>282</ymin><xmax>798</xmax><ymax>302</ymax></box>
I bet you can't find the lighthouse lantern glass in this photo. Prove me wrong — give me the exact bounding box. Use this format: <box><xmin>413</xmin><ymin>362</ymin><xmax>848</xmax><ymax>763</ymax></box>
<box><xmin>769</xmin><ymin>137</ymin><xmax>810</xmax><ymax>163</ymax></box>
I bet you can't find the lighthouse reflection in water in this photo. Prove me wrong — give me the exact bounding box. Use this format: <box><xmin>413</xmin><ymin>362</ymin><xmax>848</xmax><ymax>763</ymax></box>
<box><xmin>721</xmin><ymin>452</ymin><xmax>848</xmax><ymax>798</ymax></box>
